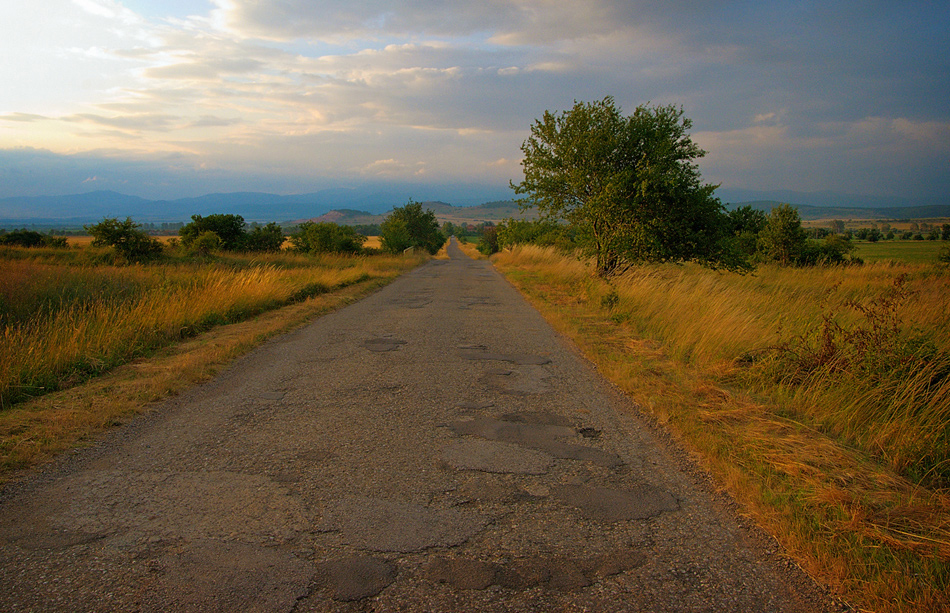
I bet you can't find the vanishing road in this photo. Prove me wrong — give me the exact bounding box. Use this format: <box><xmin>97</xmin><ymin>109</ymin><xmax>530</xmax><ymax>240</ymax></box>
<box><xmin>0</xmin><ymin>239</ymin><xmax>837</xmax><ymax>612</ymax></box>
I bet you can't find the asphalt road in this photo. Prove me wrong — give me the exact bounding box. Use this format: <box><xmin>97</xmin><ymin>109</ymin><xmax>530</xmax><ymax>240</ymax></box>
<box><xmin>0</xmin><ymin>239</ymin><xmax>838</xmax><ymax>612</ymax></box>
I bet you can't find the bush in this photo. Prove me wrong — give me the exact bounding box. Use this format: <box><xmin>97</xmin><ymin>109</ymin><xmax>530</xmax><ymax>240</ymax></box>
<box><xmin>477</xmin><ymin>225</ymin><xmax>500</xmax><ymax>255</ymax></box>
<box><xmin>495</xmin><ymin>218</ymin><xmax>574</xmax><ymax>250</ymax></box>
<box><xmin>180</xmin><ymin>214</ymin><xmax>247</xmax><ymax>251</ymax></box>
<box><xmin>190</xmin><ymin>231</ymin><xmax>222</xmax><ymax>256</ymax></box>
<box><xmin>84</xmin><ymin>218</ymin><xmax>163</xmax><ymax>262</ymax></box>
<box><xmin>0</xmin><ymin>230</ymin><xmax>67</xmax><ymax>248</ymax></box>
<box><xmin>290</xmin><ymin>222</ymin><xmax>365</xmax><ymax>254</ymax></box>
<box><xmin>245</xmin><ymin>222</ymin><xmax>285</xmax><ymax>252</ymax></box>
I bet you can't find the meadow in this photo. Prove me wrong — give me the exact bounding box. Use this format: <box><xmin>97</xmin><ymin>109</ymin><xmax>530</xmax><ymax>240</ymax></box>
<box><xmin>853</xmin><ymin>239</ymin><xmax>946</xmax><ymax>263</ymax></box>
<box><xmin>0</xmin><ymin>242</ymin><xmax>423</xmax><ymax>474</ymax></box>
<box><xmin>489</xmin><ymin>244</ymin><xmax>949</xmax><ymax>613</ymax></box>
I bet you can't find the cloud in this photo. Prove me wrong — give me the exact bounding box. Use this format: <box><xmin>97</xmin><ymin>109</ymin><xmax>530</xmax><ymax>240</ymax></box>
<box><xmin>1</xmin><ymin>1</ymin><xmax>948</xmax><ymax>201</ymax></box>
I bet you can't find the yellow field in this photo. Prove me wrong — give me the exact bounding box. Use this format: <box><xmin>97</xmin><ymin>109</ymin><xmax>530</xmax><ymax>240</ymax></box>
<box><xmin>66</xmin><ymin>234</ymin><xmax>384</xmax><ymax>249</ymax></box>
<box><xmin>66</xmin><ymin>235</ymin><xmax>179</xmax><ymax>246</ymax></box>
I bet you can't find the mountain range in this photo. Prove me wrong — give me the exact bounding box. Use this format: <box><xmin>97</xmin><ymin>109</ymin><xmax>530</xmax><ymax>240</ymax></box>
<box><xmin>1</xmin><ymin>189</ymin><xmax>947</xmax><ymax>227</ymax></box>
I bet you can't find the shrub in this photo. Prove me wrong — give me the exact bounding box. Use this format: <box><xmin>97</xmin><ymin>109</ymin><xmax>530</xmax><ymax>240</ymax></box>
<box><xmin>180</xmin><ymin>214</ymin><xmax>247</xmax><ymax>250</ymax></box>
<box><xmin>245</xmin><ymin>223</ymin><xmax>285</xmax><ymax>252</ymax></box>
<box><xmin>290</xmin><ymin>222</ymin><xmax>365</xmax><ymax>254</ymax></box>
<box><xmin>84</xmin><ymin>218</ymin><xmax>163</xmax><ymax>262</ymax></box>
<box><xmin>0</xmin><ymin>230</ymin><xmax>66</xmax><ymax>248</ymax></box>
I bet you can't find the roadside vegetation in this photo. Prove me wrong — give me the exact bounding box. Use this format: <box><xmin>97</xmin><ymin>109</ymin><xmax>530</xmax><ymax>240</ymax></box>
<box><xmin>0</xmin><ymin>217</ymin><xmax>431</xmax><ymax>477</ymax></box>
<box><xmin>487</xmin><ymin>98</ymin><xmax>950</xmax><ymax>612</ymax></box>
<box><xmin>491</xmin><ymin>245</ymin><xmax>948</xmax><ymax>613</ymax></box>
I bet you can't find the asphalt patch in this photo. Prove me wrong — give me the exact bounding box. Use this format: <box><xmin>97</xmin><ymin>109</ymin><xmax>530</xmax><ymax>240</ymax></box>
<box><xmin>555</xmin><ymin>484</ymin><xmax>679</xmax><ymax>522</ymax></box>
<box><xmin>448</xmin><ymin>415</ymin><xmax>623</xmax><ymax>467</ymax></box>
<box><xmin>442</xmin><ymin>439</ymin><xmax>554</xmax><ymax>474</ymax></box>
<box><xmin>318</xmin><ymin>496</ymin><xmax>488</xmax><ymax>553</ymax></box>
<box><xmin>362</xmin><ymin>338</ymin><xmax>408</xmax><ymax>352</ymax></box>
<box><xmin>313</xmin><ymin>556</ymin><xmax>397</xmax><ymax>601</ymax></box>
<box><xmin>460</xmin><ymin>350</ymin><xmax>552</xmax><ymax>365</ymax></box>
<box><xmin>480</xmin><ymin>366</ymin><xmax>554</xmax><ymax>395</ymax></box>
<box><xmin>425</xmin><ymin>549</ymin><xmax>647</xmax><ymax>592</ymax></box>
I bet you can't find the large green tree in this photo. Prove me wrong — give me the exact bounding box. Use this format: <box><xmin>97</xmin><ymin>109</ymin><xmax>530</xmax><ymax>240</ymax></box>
<box><xmin>380</xmin><ymin>200</ymin><xmax>445</xmax><ymax>255</ymax></box>
<box><xmin>511</xmin><ymin>97</ymin><xmax>741</xmax><ymax>276</ymax></box>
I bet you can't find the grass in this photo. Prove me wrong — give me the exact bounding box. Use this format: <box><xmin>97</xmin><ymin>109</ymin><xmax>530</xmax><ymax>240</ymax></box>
<box><xmin>853</xmin><ymin>240</ymin><xmax>947</xmax><ymax>264</ymax></box>
<box><xmin>0</xmin><ymin>245</ymin><xmax>424</xmax><ymax>475</ymax></box>
<box><xmin>492</xmin><ymin>245</ymin><xmax>950</xmax><ymax>613</ymax></box>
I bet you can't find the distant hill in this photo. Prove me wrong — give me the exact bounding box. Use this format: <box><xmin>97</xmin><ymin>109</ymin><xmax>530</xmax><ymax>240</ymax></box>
<box><xmin>298</xmin><ymin>201</ymin><xmax>535</xmax><ymax>226</ymax></box>
<box><xmin>727</xmin><ymin>201</ymin><xmax>950</xmax><ymax>221</ymax></box>
<box><xmin>4</xmin><ymin>188</ymin><xmax>947</xmax><ymax>228</ymax></box>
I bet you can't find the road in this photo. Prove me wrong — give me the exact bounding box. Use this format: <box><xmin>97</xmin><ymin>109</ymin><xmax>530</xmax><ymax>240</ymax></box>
<box><xmin>0</xmin><ymin>239</ymin><xmax>836</xmax><ymax>612</ymax></box>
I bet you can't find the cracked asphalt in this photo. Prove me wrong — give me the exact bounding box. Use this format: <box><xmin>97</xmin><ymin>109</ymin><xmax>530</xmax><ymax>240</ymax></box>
<box><xmin>0</xmin><ymin>239</ymin><xmax>842</xmax><ymax>612</ymax></box>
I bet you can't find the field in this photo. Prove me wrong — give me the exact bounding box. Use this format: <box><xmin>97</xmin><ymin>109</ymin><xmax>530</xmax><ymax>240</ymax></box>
<box><xmin>491</xmin><ymin>245</ymin><xmax>950</xmax><ymax>613</ymax></box>
<box><xmin>0</xmin><ymin>243</ymin><xmax>424</xmax><ymax>476</ymax></box>
<box><xmin>853</xmin><ymin>239</ymin><xmax>946</xmax><ymax>263</ymax></box>
<box><xmin>66</xmin><ymin>234</ymin><xmax>385</xmax><ymax>249</ymax></box>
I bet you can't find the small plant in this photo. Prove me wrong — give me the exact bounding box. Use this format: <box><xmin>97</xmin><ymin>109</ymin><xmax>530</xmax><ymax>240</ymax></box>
<box><xmin>601</xmin><ymin>289</ymin><xmax>619</xmax><ymax>310</ymax></box>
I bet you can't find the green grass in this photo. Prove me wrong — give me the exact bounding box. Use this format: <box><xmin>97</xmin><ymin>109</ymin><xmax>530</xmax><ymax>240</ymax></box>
<box><xmin>853</xmin><ymin>240</ymin><xmax>947</xmax><ymax>264</ymax></box>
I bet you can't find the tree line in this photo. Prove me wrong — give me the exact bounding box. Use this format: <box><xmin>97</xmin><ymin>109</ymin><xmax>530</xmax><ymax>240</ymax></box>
<box><xmin>1</xmin><ymin>201</ymin><xmax>448</xmax><ymax>262</ymax></box>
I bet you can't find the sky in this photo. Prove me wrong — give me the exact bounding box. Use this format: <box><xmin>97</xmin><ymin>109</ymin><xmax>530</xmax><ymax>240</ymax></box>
<box><xmin>0</xmin><ymin>0</ymin><xmax>948</xmax><ymax>202</ymax></box>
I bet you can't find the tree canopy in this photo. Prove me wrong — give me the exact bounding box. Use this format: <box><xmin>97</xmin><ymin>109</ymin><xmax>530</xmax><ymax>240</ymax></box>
<box><xmin>380</xmin><ymin>200</ymin><xmax>445</xmax><ymax>255</ymax></box>
<box><xmin>179</xmin><ymin>214</ymin><xmax>248</xmax><ymax>251</ymax></box>
<box><xmin>290</xmin><ymin>222</ymin><xmax>365</xmax><ymax>254</ymax></box>
<box><xmin>511</xmin><ymin>97</ymin><xmax>742</xmax><ymax>275</ymax></box>
<box><xmin>85</xmin><ymin>217</ymin><xmax>163</xmax><ymax>261</ymax></box>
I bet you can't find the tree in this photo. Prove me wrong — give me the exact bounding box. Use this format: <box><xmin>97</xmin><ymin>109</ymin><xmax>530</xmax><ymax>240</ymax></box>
<box><xmin>511</xmin><ymin>97</ymin><xmax>741</xmax><ymax>276</ymax></box>
<box><xmin>245</xmin><ymin>222</ymin><xmax>285</xmax><ymax>252</ymax></box>
<box><xmin>380</xmin><ymin>200</ymin><xmax>445</xmax><ymax>255</ymax></box>
<box><xmin>85</xmin><ymin>217</ymin><xmax>163</xmax><ymax>261</ymax></box>
<box><xmin>726</xmin><ymin>205</ymin><xmax>768</xmax><ymax>256</ymax></box>
<box><xmin>290</xmin><ymin>222</ymin><xmax>365</xmax><ymax>254</ymax></box>
<box><xmin>756</xmin><ymin>204</ymin><xmax>807</xmax><ymax>265</ymax></box>
<box><xmin>179</xmin><ymin>214</ymin><xmax>247</xmax><ymax>250</ymax></box>
<box><xmin>0</xmin><ymin>229</ymin><xmax>45</xmax><ymax>247</ymax></box>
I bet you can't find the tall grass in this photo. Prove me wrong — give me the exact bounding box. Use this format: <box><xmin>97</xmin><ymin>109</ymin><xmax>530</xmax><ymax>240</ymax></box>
<box><xmin>492</xmin><ymin>244</ymin><xmax>950</xmax><ymax>612</ymax></box>
<box><xmin>495</xmin><ymin>245</ymin><xmax>950</xmax><ymax>485</ymax></box>
<box><xmin>0</xmin><ymin>252</ymin><xmax>417</xmax><ymax>407</ymax></box>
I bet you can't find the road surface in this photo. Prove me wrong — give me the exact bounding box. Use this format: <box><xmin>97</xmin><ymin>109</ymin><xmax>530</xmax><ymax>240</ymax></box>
<box><xmin>0</xmin><ymin>239</ymin><xmax>837</xmax><ymax>612</ymax></box>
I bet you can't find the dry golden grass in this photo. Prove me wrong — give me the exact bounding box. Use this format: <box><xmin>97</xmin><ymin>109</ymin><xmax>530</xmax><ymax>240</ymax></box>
<box><xmin>454</xmin><ymin>240</ymin><xmax>488</xmax><ymax>260</ymax></box>
<box><xmin>492</xmin><ymin>244</ymin><xmax>950</xmax><ymax>613</ymax></box>
<box><xmin>364</xmin><ymin>235</ymin><xmax>382</xmax><ymax>249</ymax></box>
<box><xmin>0</xmin><ymin>279</ymin><xmax>392</xmax><ymax>481</ymax></box>
<box><xmin>0</xmin><ymin>248</ymin><xmax>424</xmax><ymax>477</ymax></box>
<box><xmin>66</xmin><ymin>235</ymin><xmax>181</xmax><ymax>246</ymax></box>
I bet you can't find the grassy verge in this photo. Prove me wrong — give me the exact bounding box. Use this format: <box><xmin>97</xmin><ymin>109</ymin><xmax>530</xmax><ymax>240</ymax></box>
<box><xmin>0</xmin><ymin>249</ymin><xmax>423</xmax><ymax>479</ymax></box>
<box><xmin>492</xmin><ymin>245</ymin><xmax>949</xmax><ymax>613</ymax></box>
